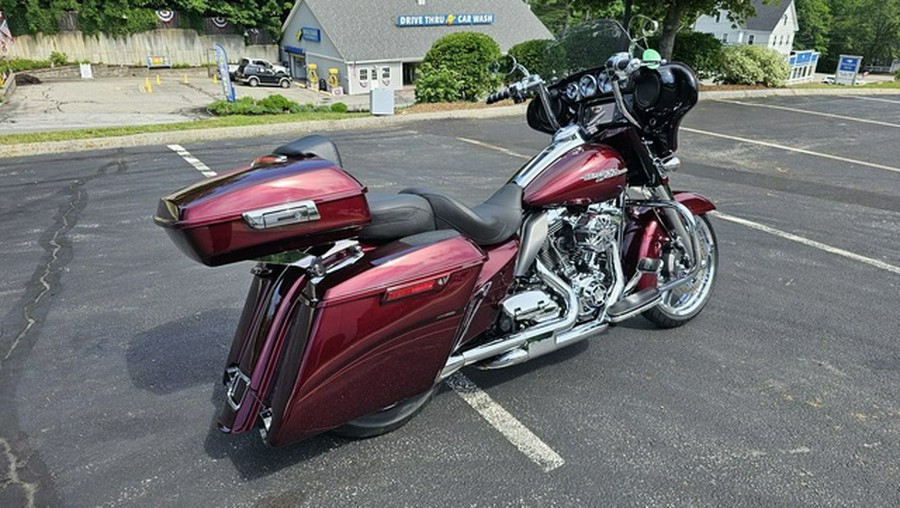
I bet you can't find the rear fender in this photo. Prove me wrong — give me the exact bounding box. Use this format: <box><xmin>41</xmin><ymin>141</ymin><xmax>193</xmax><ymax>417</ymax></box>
<box><xmin>624</xmin><ymin>191</ymin><xmax>715</xmax><ymax>290</ymax></box>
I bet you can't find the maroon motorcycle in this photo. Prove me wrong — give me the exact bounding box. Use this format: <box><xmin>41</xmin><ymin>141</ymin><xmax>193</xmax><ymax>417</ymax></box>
<box><xmin>154</xmin><ymin>20</ymin><xmax>717</xmax><ymax>447</ymax></box>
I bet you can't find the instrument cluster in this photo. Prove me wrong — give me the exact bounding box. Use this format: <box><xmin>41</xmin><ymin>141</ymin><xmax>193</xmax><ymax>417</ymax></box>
<box><xmin>559</xmin><ymin>68</ymin><xmax>612</xmax><ymax>104</ymax></box>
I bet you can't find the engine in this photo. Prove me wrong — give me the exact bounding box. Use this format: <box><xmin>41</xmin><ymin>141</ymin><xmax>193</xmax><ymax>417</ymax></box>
<box><xmin>538</xmin><ymin>200</ymin><xmax>623</xmax><ymax>321</ymax></box>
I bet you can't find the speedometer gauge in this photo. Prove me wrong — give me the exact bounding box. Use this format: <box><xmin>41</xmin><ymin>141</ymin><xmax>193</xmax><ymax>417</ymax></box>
<box><xmin>579</xmin><ymin>74</ymin><xmax>598</xmax><ymax>98</ymax></box>
<box><xmin>565</xmin><ymin>82</ymin><xmax>580</xmax><ymax>101</ymax></box>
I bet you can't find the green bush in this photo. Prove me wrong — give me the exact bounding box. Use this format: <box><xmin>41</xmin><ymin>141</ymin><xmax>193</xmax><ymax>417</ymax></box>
<box><xmin>895</xmin><ymin>69</ymin><xmax>900</xmax><ymax>81</ymax></box>
<box><xmin>2</xmin><ymin>58</ymin><xmax>52</xmax><ymax>73</ymax></box>
<box><xmin>656</xmin><ymin>31</ymin><xmax>724</xmax><ymax>80</ymax></box>
<box><xmin>419</xmin><ymin>32</ymin><xmax>501</xmax><ymax>101</ymax></box>
<box><xmin>258</xmin><ymin>94</ymin><xmax>301</xmax><ymax>113</ymax></box>
<box><xmin>508</xmin><ymin>39</ymin><xmax>554</xmax><ymax>77</ymax></box>
<box><xmin>718</xmin><ymin>45</ymin><xmax>790</xmax><ymax>87</ymax></box>
<box><xmin>49</xmin><ymin>51</ymin><xmax>68</xmax><ymax>67</ymax></box>
<box><xmin>414</xmin><ymin>64</ymin><xmax>463</xmax><ymax>103</ymax></box>
<box><xmin>207</xmin><ymin>96</ymin><xmax>347</xmax><ymax>116</ymax></box>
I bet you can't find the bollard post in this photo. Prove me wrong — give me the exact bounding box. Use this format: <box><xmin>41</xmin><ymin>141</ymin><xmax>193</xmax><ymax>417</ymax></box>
<box><xmin>156</xmin><ymin>74</ymin><xmax>161</xmax><ymax>85</ymax></box>
<box><xmin>213</xmin><ymin>74</ymin><xmax>218</xmax><ymax>84</ymax></box>
<box><xmin>145</xmin><ymin>77</ymin><xmax>152</xmax><ymax>94</ymax></box>
<box><xmin>184</xmin><ymin>74</ymin><xmax>188</xmax><ymax>84</ymax></box>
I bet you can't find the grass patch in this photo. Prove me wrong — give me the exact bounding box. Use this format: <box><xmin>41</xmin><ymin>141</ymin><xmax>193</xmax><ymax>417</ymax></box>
<box><xmin>0</xmin><ymin>111</ymin><xmax>364</xmax><ymax>145</ymax></box>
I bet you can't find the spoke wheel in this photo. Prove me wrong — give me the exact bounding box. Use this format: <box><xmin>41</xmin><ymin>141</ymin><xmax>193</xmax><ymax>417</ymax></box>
<box><xmin>644</xmin><ymin>214</ymin><xmax>718</xmax><ymax>328</ymax></box>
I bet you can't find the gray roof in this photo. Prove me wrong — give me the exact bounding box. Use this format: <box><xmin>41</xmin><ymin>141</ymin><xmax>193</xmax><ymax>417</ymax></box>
<box><xmin>295</xmin><ymin>0</ymin><xmax>553</xmax><ymax>62</ymax></box>
<box><xmin>745</xmin><ymin>0</ymin><xmax>792</xmax><ymax>30</ymax></box>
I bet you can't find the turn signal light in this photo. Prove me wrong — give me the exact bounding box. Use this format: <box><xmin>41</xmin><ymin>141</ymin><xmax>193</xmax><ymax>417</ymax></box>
<box><xmin>383</xmin><ymin>276</ymin><xmax>448</xmax><ymax>302</ymax></box>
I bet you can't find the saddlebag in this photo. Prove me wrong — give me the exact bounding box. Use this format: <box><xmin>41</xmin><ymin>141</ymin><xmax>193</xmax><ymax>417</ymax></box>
<box><xmin>217</xmin><ymin>230</ymin><xmax>487</xmax><ymax>446</ymax></box>
<box><xmin>153</xmin><ymin>157</ymin><xmax>370</xmax><ymax>266</ymax></box>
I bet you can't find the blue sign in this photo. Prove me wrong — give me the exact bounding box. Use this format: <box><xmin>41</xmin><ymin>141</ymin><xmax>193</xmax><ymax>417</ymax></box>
<box><xmin>214</xmin><ymin>43</ymin><xmax>235</xmax><ymax>103</ymax></box>
<box><xmin>301</xmin><ymin>27</ymin><xmax>320</xmax><ymax>42</ymax></box>
<box><xmin>397</xmin><ymin>14</ymin><xmax>495</xmax><ymax>27</ymax></box>
<box><xmin>794</xmin><ymin>51</ymin><xmax>813</xmax><ymax>65</ymax></box>
<box><xmin>839</xmin><ymin>56</ymin><xmax>860</xmax><ymax>72</ymax></box>
<box><xmin>789</xmin><ymin>56</ymin><xmax>796</xmax><ymax>65</ymax></box>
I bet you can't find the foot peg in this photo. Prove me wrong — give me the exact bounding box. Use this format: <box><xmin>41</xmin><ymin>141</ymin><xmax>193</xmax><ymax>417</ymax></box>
<box><xmin>637</xmin><ymin>257</ymin><xmax>662</xmax><ymax>273</ymax></box>
<box><xmin>607</xmin><ymin>288</ymin><xmax>661</xmax><ymax>323</ymax></box>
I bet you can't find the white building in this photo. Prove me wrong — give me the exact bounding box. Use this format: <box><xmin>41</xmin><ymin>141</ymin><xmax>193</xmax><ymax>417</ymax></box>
<box><xmin>693</xmin><ymin>0</ymin><xmax>798</xmax><ymax>56</ymax></box>
<box><xmin>279</xmin><ymin>0</ymin><xmax>553</xmax><ymax>95</ymax></box>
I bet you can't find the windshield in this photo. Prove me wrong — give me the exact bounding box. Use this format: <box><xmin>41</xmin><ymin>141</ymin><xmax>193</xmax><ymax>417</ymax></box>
<box><xmin>543</xmin><ymin>19</ymin><xmax>634</xmax><ymax>79</ymax></box>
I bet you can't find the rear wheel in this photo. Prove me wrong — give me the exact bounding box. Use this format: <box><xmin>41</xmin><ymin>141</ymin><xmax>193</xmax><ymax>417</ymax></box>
<box><xmin>644</xmin><ymin>214</ymin><xmax>718</xmax><ymax>328</ymax></box>
<box><xmin>332</xmin><ymin>385</ymin><xmax>438</xmax><ymax>439</ymax></box>
<box><xmin>279</xmin><ymin>78</ymin><xmax>290</xmax><ymax>88</ymax></box>
<box><xmin>248</xmin><ymin>77</ymin><xmax>259</xmax><ymax>87</ymax></box>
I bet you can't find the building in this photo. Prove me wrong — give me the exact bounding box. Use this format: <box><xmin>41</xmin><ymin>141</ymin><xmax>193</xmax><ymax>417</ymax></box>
<box><xmin>692</xmin><ymin>0</ymin><xmax>798</xmax><ymax>56</ymax></box>
<box><xmin>279</xmin><ymin>0</ymin><xmax>553</xmax><ymax>95</ymax></box>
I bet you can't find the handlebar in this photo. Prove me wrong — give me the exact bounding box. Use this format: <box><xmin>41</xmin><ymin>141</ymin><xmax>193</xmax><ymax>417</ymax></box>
<box><xmin>485</xmin><ymin>89</ymin><xmax>512</xmax><ymax>105</ymax></box>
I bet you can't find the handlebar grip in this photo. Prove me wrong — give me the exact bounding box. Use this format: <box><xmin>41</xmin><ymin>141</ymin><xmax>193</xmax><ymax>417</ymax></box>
<box><xmin>486</xmin><ymin>88</ymin><xmax>511</xmax><ymax>104</ymax></box>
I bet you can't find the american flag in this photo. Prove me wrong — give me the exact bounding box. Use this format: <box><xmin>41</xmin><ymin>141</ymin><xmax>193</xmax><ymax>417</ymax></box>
<box><xmin>0</xmin><ymin>11</ymin><xmax>15</xmax><ymax>54</ymax></box>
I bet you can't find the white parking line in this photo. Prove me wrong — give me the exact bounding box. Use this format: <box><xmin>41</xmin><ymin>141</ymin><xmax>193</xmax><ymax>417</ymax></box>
<box><xmin>712</xmin><ymin>211</ymin><xmax>900</xmax><ymax>276</ymax></box>
<box><xmin>457</xmin><ymin>137</ymin><xmax>532</xmax><ymax>159</ymax></box>
<box><xmin>447</xmin><ymin>373</ymin><xmax>565</xmax><ymax>472</ymax></box>
<box><xmin>715</xmin><ymin>99</ymin><xmax>900</xmax><ymax>128</ymax></box>
<box><xmin>168</xmin><ymin>144</ymin><xmax>217</xmax><ymax>177</ymax></box>
<box><xmin>844</xmin><ymin>95</ymin><xmax>900</xmax><ymax>105</ymax></box>
<box><xmin>681</xmin><ymin>127</ymin><xmax>900</xmax><ymax>174</ymax></box>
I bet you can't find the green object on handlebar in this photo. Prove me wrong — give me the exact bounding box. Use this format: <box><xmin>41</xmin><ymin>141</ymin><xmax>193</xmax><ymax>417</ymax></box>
<box><xmin>642</xmin><ymin>49</ymin><xmax>662</xmax><ymax>69</ymax></box>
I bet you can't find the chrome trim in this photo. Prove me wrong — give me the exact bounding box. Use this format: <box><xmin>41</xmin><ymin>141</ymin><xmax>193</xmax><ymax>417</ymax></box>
<box><xmin>611</xmin><ymin>80</ymin><xmax>642</xmax><ymax>129</ymax></box>
<box><xmin>225</xmin><ymin>366</ymin><xmax>251</xmax><ymax>411</ymax></box>
<box><xmin>511</xmin><ymin>125</ymin><xmax>587</xmax><ymax>188</ymax></box>
<box><xmin>242</xmin><ymin>199</ymin><xmax>321</xmax><ymax>230</ymax></box>
<box><xmin>514</xmin><ymin>212</ymin><xmax>548</xmax><ymax>277</ymax></box>
<box><xmin>439</xmin><ymin>258</ymin><xmax>578</xmax><ymax>380</ymax></box>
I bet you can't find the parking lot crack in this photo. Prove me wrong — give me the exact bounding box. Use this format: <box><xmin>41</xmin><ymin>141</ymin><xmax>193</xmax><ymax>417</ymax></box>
<box><xmin>0</xmin><ymin>437</ymin><xmax>38</xmax><ymax>508</ymax></box>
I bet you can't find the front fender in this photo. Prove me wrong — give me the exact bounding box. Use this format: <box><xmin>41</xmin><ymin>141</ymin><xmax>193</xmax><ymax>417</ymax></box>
<box><xmin>623</xmin><ymin>191</ymin><xmax>715</xmax><ymax>290</ymax></box>
<box><xmin>673</xmin><ymin>191</ymin><xmax>716</xmax><ymax>215</ymax></box>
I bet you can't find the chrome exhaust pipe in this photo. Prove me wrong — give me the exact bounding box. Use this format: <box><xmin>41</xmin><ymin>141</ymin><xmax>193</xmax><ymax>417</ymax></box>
<box><xmin>439</xmin><ymin>259</ymin><xmax>578</xmax><ymax>380</ymax></box>
<box><xmin>477</xmin><ymin>320</ymin><xmax>608</xmax><ymax>370</ymax></box>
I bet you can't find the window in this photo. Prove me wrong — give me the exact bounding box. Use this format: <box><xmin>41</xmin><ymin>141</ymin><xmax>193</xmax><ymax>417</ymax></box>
<box><xmin>359</xmin><ymin>68</ymin><xmax>368</xmax><ymax>81</ymax></box>
<box><xmin>382</xmin><ymin>67</ymin><xmax>390</xmax><ymax>79</ymax></box>
<box><xmin>722</xmin><ymin>33</ymin><xmax>728</xmax><ymax>43</ymax></box>
<box><xmin>783</xmin><ymin>14</ymin><xmax>788</xmax><ymax>26</ymax></box>
<box><xmin>748</xmin><ymin>34</ymin><xmax>755</xmax><ymax>44</ymax></box>
<box><xmin>715</xmin><ymin>12</ymin><xmax>721</xmax><ymax>23</ymax></box>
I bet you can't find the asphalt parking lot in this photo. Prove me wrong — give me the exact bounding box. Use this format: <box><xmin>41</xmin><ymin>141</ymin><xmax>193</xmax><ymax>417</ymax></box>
<box><xmin>1</xmin><ymin>94</ymin><xmax>898</xmax><ymax>506</ymax></box>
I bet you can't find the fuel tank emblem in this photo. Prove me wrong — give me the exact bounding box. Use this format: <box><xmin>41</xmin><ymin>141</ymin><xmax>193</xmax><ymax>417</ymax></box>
<box><xmin>581</xmin><ymin>167</ymin><xmax>626</xmax><ymax>183</ymax></box>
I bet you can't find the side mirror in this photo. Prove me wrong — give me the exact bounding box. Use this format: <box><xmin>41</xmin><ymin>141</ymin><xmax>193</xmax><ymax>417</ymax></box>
<box><xmin>629</xmin><ymin>15</ymin><xmax>659</xmax><ymax>40</ymax></box>
<box><xmin>490</xmin><ymin>55</ymin><xmax>519</xmax><ymax>76</ymax></box>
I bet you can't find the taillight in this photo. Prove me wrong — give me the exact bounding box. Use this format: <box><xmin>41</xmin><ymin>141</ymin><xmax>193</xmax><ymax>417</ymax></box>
<box><xmin>383</xmin><ymin>276</ymin><xmax>448</xmax><ymax>302</ymax></box>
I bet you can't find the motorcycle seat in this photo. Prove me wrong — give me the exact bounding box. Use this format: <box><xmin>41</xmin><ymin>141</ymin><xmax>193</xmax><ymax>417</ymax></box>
<box><xmin>273</xmin><ymin>135</ymin><xmax>343</xmax><ymax>168</ymax></box>
<box><xmin>400</xmin><ymin>184</ymin><xmax>523</xmax><ymax>246</ymax></box>
<box><xmin>359</xmin><ymin>193</ymin><xmax>436</xmax><ymax>242</ymax></box>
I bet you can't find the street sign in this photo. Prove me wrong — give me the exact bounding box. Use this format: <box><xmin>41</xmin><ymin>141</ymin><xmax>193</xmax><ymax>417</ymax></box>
<box><xmin>214</xmin><ymin>43</ymin><xmax>236</xmax><ymax>103</ymax></box>
<box><xmin>835</xmin><ymin>55</ymin><xmax>862</xmax><ymax>86</ymax></box>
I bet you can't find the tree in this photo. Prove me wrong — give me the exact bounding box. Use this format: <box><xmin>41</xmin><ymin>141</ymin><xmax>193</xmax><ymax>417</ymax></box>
<box><xmin>631</xmin><ymin>0</ymin><xmax>760</xmax><ymax>61</ymax></box>
<box><xmin>826</xmin><ymin>0</ymin><xmax>900</xmax><ymax>68</ymax></box>
<box><xmin>794</xmin><ymin>0</ymin><xmax>832</xmax><ymax>55</ymax></box>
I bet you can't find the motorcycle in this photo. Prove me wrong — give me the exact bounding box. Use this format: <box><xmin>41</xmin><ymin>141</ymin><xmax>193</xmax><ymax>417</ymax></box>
<box><xmin>153</xmin><ymin>19</ymin><xmax>717</xmax><ymax>447</ymax></box>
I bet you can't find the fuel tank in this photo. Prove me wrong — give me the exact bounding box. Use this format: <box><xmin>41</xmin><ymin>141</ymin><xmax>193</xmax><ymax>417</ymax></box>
<box><xmin>522</xmin><ymin>144</ymin><xmax>626</xmax><ymax>208</ymax></box>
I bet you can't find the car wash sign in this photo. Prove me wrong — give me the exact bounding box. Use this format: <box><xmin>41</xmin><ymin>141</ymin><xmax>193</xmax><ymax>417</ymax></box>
<box><xmin>397</xmin><ymin>14</ymin><xmax>495</xmax><ymax>27</ymax></box>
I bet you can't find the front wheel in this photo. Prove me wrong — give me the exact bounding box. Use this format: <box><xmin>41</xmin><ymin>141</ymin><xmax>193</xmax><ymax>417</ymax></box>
<box><xmin>248</xmin><ymin>77</ymin><xmax>259</xmax><ymax>87</ymax></box>
<box><xmin>644</xmin><ymin>214</ymin><xmax>718</xmax><ymax>328</ymax></box>
<box><xmin>332</xmin><ymin>385</ymin><xmax>438</xmax><ymax>439</ymax></box>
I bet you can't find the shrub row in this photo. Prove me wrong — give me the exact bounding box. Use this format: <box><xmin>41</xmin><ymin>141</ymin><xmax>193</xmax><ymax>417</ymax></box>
<box><xmin>207</xmin><ymin>95</ymin><xmax>348</xmax><ymax>115</ymax></box>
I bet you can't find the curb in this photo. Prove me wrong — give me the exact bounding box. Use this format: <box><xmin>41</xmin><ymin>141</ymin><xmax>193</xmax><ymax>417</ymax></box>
<box><xmin>1</xmin><ymin>87</ymin><xmax>897</xmax><ymax>158</ymax></box>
